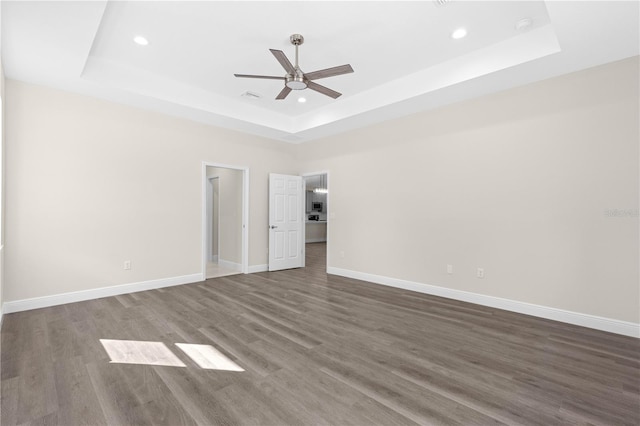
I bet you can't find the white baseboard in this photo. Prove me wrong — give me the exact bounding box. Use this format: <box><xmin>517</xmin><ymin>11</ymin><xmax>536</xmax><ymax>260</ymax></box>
<box><xmin>306</xmin><ymin>238</ymin><xmax>327</xmax><ymax>243</ymax></box>
<box><xmin>218</xmin><ymin>259</ymin><xmax>242</xmax><ymax>272</ymax></box>
<box><xmin>248</xmin><ymin>264</ymin><xmax>268</xmax><ymax>273</ymax></box>
<box><xmin>327</xmin><ymin>267</ymin><xmax>640</xmax><ymax>338</ymax></box>
<box><xmin>2</xmin><ymin>273</ymin><xmax>204</xmax><ymax>314</ymax></box>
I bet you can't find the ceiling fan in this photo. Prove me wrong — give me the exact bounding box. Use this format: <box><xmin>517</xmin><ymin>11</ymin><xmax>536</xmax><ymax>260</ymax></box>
<box><xmin>234</xmin><ymin>34</ymin><xmax>354</xmax><ymax>100</ymax></box>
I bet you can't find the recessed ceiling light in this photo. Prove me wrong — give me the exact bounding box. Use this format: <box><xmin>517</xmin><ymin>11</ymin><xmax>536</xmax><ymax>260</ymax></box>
<box><xmin>451</xmin><ymin>28</ymin><xmax>467</xmax><ymax>40</ymax></box>
<box><xmin>133</xmin><ymin>36</ymin><xmax>149</xmax><ymax>46</ymax></box>
<box><xmin>298</xmin><ymin>97</ymin><xmax>307</xmax><ymax>103</ymax></box>
<box><xmin>515</xmin><ymin>18</ymin><xmax>533</xmax><ymax>32</ymax></box>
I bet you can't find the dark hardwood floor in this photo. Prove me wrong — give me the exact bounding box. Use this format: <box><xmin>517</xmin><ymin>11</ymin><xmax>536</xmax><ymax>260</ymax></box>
<box><xmin>1</xmin><ymin>242</ymin><xmax>639</xmax><ymax>425</ymax></box>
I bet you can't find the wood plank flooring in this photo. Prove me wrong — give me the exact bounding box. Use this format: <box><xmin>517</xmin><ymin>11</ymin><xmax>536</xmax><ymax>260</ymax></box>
<box><xmin>2</xmin><ymin>242</ymin><xmax>639</xmax><ymax>425</ymax></box>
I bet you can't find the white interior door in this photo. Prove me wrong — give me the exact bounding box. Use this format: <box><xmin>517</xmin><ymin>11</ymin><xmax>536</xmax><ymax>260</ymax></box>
<box><xmin>269</xmin><ymin>173</ymin><xmax>303</xmax><ymax>271</ymax></box>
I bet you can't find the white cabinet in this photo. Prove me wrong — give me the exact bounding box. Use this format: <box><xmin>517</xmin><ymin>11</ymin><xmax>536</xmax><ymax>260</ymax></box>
<box><xmin>304</xmin><ymin>174</ymin><xmax>327</xmax><ymax>213</ymax></box>
<box><xmin>305</xmin><ymin>191</ymin><xmax>313</xmax><ymax>212</ymax></box>
<box><xmin>306</xmin><ymin>191</ymin><xmax>327</xmax><ymax>213</ymax></box>
<box><xmin>306</xmin><ymin>222</ymin><xmax>327</xmax><ymax>242</ymax></box>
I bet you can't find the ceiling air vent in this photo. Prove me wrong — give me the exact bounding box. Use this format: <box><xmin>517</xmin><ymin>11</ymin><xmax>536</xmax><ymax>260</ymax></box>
<box><xmin>433</xmin><ymin>0</ymin><xmax>451</xmax><ymax>6</ymax></box>
<box><xmin>241</xmin><ymin>91</ymin><xmax>262</xmax><ymax>100</ymax></box>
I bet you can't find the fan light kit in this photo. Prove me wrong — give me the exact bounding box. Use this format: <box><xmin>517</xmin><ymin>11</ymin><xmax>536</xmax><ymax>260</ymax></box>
<box><xmin>234</xmin><ymin>34</ymin><xmax>354</xmax><ymax>100</ymax></box>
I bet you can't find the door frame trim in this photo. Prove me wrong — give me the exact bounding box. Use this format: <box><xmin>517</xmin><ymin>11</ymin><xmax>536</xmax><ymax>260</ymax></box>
<box><xmin>201</xmin><ymin>162</ymin><xmax>249</xmax><ymax>278</ymax></box>
<box><xmin>206</xmin><ymin>176</ymin><xmax>220</xmax><ymax>263</ymax></box>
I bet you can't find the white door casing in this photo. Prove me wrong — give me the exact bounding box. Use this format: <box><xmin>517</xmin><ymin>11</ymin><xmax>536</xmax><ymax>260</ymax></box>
<box><xmin>268</xmin><ymin>173</ymin><xmax>303</xmax><ymax>271</ymax></box>
<box><xmin>206</xmin><ymin>176</ymin><xmax>220</xmax><ymax>262</ymax></box>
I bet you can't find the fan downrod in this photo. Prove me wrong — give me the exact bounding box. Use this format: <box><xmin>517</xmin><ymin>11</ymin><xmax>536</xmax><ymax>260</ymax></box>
<box><xmin>288</xmin><ymin>33</ymin><xmax>306</xmax><ymax>89</ymax></box>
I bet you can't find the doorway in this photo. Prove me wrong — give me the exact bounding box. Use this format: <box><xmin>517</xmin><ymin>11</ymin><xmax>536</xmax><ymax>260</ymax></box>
<box><xmin>302</xmin><ymin>172</ymin><xmax>329</xmax><ymax>272</ymax></box>
<box><xmin>202</xmin><ymin>163</ymin><xmax>249</xmax><ymax>279</ymax></box>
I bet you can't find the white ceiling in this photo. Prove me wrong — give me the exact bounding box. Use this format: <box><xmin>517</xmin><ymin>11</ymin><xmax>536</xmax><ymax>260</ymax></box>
<box><xmin>1</xmin><ymin>1</ymin><xmax>638</xmax><ymax>143</ymax></box>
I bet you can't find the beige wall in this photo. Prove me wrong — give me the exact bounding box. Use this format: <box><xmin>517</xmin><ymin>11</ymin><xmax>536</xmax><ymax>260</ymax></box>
<box><xmin>3</xmin><ymin>57</ymin><xmax>638</xmax><ymax>326</ymax></box>
<box><xmin>297</xmin><ymin>57</ymin><xmax>639</xmax><ymax>323</ymax></box>
<box><xmin>4</xmin><ymin>80</ymin><xmax>296</xmax><ymax>301</ymax></box>
<box><xmin>207</xmin><ymin>166</ymin><xmax>242</xmax><ymax>264</ymax></box>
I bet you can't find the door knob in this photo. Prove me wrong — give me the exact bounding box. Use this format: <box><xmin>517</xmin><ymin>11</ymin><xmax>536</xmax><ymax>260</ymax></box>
<box><xmin>270</xmin><ymin>225</ymin><xmax>278</xmax><ymax>229</ymax></box>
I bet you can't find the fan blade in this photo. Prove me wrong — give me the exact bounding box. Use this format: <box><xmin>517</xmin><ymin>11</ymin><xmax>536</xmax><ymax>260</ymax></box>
<box><xmin>307</xmin><ymin>81</ymin><xmax>342</xmax><ymax>99</ymax></box>
<box><xmin>275</xmin><ymin>86</ymin><xmax>292</xmax><ymax>100</ymax></box>
<box><xmin>304</xmin><ymin>64</ymin><xmax>354</xmax><ymax>80</ymax></box>
<box><xmin>269</xmin><ymin>49</ymin><xmax>296</xmax><ymax>75</ymax></box>
<box><xmin>234</xmin><ymin>74</ymin><xmax>285</xmax><ymax>80</ymax></box>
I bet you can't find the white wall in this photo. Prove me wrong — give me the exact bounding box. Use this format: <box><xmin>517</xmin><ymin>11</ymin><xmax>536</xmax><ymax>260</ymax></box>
<box><xmin>4</xmin><ymin>80</ymin><xmax>296</xmax><ymax>302</ymax></box>
<box><xmin>297</xmin><ymin>57</ymin><xmax>639</xmax><ymax>324</ymax></box>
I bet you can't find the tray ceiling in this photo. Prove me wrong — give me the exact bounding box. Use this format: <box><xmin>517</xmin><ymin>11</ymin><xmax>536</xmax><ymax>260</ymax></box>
<box><xmin>2</xmin><ymin>1</ymin><xmax>638</xmax><ymax>143</ymax></box>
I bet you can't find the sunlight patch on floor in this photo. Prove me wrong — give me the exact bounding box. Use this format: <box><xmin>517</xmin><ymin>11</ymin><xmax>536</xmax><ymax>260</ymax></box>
<box><xmin>99</xmin><ymin>339</ymin><xmax>244</xmax><ymax>371</ymax></box>
<box><xmin>100</xmin><ymin>339</ymin><xmax>186</xmax><ymax>367</ymax></box>
<box><xmin>175</xmin><ymin>343</ymin><xmax>245</xmax><ymax>371</ymax></box>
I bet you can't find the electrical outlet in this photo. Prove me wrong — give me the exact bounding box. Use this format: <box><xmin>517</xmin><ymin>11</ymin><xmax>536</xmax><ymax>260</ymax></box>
<box><xmin>124</xmin><ymin>260</ymin><xmax>131</xmax><ymax>270</ymax></box>
<box><xmin>447</xmin><ymin>264</ymin><xmax>453</xmax><ymax>274</ymax></box>
<box><xmin>477</xmin><ymin>267</ymin><xmax>484</xmax><ymax>279</ymax></box>
<box><xmin>340</xmin><ymin>250</ymin><xmax>345</xmax><ymax>259</ymax></box>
